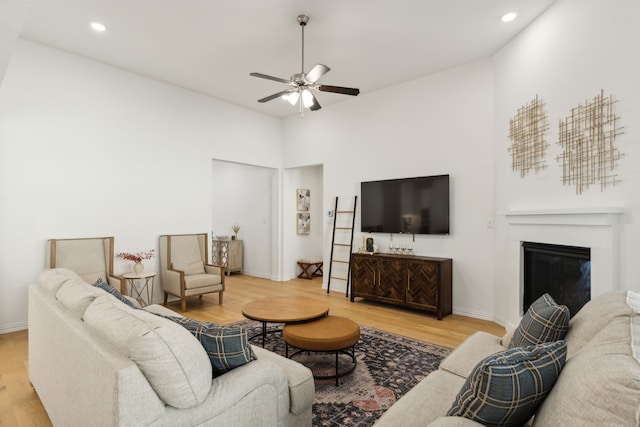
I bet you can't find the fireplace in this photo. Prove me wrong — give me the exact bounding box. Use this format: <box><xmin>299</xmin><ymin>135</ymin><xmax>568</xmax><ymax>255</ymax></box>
<box><xmin>504</xmin><ymin>208</ymin><xmax>622</xmax><ymax>323</ymax></box>
<box><xmin>522</xmin><ymin>242</ymin><xmax>590</xmax><ymax>316</ymax></box>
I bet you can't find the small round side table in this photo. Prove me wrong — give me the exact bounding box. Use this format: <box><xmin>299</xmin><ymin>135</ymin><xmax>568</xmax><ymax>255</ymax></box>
<box><xmin>122</xmin><ymin>272</ymin><xmax>156</xmax><ymax>307</ymax></box>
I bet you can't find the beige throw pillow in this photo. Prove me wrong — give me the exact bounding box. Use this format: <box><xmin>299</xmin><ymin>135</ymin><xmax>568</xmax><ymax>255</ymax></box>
<box><xmin>39</xmin><ymin>268</ymin><xmax>82</xmax><ymax>295</ymax></box>
<box><xmin>172</xmin><ymin>260</ymin><xmax>205</xmax><ymax>275</ymax></box>
<box><xmin>56</xmin><ymin>278</ymin><xmax>107</xmax><ymax>319</ymax></box>
<box><xmin>84</xmin><ymin>296</ymin><xmax>212</xmax><ymax>409</ymax></box>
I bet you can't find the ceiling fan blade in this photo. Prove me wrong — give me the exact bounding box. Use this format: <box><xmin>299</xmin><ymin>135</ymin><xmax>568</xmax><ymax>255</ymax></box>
<box><xmin>305</xmin><ymin>64</ymin><xmax>330</xmax><ymax>84</ymax></box>
<box><xmin>318</xmin><ymin>85</ymin><xmax>360</xmax><ymax>96</ymax></box>
<box><xmin>250</xmin><ymin>72</ymin><xmax>290</xmax><ymax>84</ymax></box>
<box><xmin>309</xmin><ymin>92</ymin><xmax>321</xmax><ymax>111</ymax></box>
<box><xmin>257</xmin><ymin>90</ymin><xmax>292</xmax><ymax>103</ymax></box>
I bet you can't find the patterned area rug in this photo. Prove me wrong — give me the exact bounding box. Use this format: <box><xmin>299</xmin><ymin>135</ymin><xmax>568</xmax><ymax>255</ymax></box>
<box><xmin>232</xmin><ymin>320</ymin><xmax>452</xmax><ymax>427</ymax></box>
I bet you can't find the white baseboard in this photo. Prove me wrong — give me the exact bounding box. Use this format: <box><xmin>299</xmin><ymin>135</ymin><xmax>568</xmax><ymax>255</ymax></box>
<box><xmin>452</xmin><ymin>307</ymin><xmax>507</xmax><ymax>327</ymax></box>
<box><xmin>0</xmin><ymin>321</ymin><xmax>28</xmax><ymax>334</ymax></box>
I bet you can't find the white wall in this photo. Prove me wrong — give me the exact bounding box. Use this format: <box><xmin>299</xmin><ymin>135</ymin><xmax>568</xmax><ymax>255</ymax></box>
<box><xmin>282</xmin><ymin>59</ymin><xmax>497</xmax><ymax>319</ymax></box>
<box><xmin>492</xmin><ymin>0</ymin><xmax>640</xmax><ymax>326</ymax></box>
<box><xmin>283</xmin><ymin>165</ymin><xmax>323</xmax><ymax>280</ymax></box>
<box><xmin>211</xmin><ymin>160</ymin><xmax>278</xmax><ymax>278</ymax></box>
<box><xmin>0</xmin><ymin>39</ymin><xmax>282</xmax><ymax>332</ymax></box>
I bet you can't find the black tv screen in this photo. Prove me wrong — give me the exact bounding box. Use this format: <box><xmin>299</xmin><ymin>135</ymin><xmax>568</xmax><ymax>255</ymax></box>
<box><xmin>360</xmin><ymin>175</ymin><xmax>450</xmax><ymax>235</ymax></box>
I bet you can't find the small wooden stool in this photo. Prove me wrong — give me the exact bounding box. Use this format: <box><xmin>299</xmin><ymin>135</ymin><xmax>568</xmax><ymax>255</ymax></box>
<box><xmin>297</xmin><ymin>257</ymin><xmax>323</xmax><ymax>280</ymax></box>
<box><xmin>283</xmin><ymin>315</ymin><xmax>360</xmax><ymax>386</ymax></box>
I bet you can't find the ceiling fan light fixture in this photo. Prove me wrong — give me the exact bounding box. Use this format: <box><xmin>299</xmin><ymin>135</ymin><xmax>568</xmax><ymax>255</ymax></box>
<box><xmin>250</xmin><ymin>13</ymin><xmax>359</xmax><ymax>115</ymax></box>
<box><xmin>301</xmin><ymin>90</ymin><xmax>314</xmax><ymax>108</ymax></box>
<box><xmin>287</xmin><ymin>92</ymin><xmax>300</xmax><ymax>106</ymax></box>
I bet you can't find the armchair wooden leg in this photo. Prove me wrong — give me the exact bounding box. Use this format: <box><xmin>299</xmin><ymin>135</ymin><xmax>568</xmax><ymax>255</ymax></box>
<box><xmin>181</xmin><ymin>298</ymin><xmax>187</xmax><ymax>311</ymax></box>
<box><xmin>164</xmin><ymin>292</ymin><xmax>168</xmax><ymax>305</ymax></box>
<box><xmin>219</xmin><ymin>291</ymin><xmax>223</xmax><ymax>304</ymax></box>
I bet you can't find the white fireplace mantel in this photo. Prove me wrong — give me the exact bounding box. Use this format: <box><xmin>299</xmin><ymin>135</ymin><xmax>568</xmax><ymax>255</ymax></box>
<box><xmin>505</xmin><ymin>207</ymin><xmax>624</xmax><ymax>226</ymax></box>
<box><xmin>504</xmin><ymin>208</ymin><xmax>623</xmax><ymax>314</ymax></box>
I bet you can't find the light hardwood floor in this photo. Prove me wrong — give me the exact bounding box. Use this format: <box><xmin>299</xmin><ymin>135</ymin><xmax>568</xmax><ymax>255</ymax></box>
<box><xmin>0</xmin><ymin>274</ymin><xmax>504</xmax><ymax>426</ymax></box>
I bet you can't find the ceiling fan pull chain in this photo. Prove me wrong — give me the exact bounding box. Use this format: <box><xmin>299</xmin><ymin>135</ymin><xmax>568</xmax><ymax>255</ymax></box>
<box><xmin>299</xmin><ymin>91</ymin><xmax>304</xmax><ymax>117</ymax></box>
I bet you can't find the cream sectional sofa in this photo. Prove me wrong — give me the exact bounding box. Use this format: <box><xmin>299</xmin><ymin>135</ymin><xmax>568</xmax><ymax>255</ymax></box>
<box><xmin>29</xmin><ymin>268</ymin><xmax>315</xmax><ymax>427</ymax></box>
<box><xmin>375</xmin><ymin>290</ymin><xmax>640</xmax><ymax>426</ymax></box>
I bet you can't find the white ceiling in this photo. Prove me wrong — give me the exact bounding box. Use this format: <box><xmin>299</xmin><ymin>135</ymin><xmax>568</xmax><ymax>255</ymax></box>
<box><xmin>17</xmin><ymin>0</ymin><xmax>556</xmax><ymax>118</ymax></box>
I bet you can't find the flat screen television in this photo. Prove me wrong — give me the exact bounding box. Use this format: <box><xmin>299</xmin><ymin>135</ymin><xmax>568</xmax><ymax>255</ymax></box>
<box><xmin>360</xmin><ymin>174</ymin><xmax>450</xmax><ymax>235</ymax></box>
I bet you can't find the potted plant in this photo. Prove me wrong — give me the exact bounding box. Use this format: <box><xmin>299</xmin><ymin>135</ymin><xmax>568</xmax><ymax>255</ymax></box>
<box><xmin>116</xmin><ymin>249</ymin><xmax>155</xmax><ymax>274</ymax></box>
<box><xmin>232</xmin><ymin>224</ymin><xmax>241</xmax><ymax>240</ymax></box>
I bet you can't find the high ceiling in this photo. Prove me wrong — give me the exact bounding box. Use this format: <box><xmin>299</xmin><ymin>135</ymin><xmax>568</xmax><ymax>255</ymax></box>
<box><xmin>17</xmin><ymin>0</ymin><xmax>556</xmax><ymax>118</ymax></box>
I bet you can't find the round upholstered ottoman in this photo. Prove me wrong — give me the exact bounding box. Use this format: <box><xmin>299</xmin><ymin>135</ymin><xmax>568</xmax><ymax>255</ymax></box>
<box><xmin>283</xmin><ymin>315</ymin><xmax>361</xmax><ymax>386</ymax></box>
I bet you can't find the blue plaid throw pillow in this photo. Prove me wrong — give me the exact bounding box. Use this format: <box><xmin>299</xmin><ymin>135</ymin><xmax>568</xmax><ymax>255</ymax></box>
<box><xmin>447</xmin><ymin>340</ymin><xmax>567</xmax><ymax>427</ymax></box>
<box><xmin>94</xmin><ymin>278</ymin><xmax>139</xmax><ymax>309</ymax></box>
<box><xmin>510</xmin><ymin>293</ymin><xmax>570</xmax><ymax>348</ymax></box>
<box><xmin>167</xmin><ymin>317</ymin><xmax>256</xmax><ymax>377</ymax></box>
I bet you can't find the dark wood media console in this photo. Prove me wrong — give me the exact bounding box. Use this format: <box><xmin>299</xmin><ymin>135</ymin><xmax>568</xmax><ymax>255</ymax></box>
<box><xmin>350</xmin><ymin>253</ymin><xmax>452</xmax><ymax>320</ymax></box>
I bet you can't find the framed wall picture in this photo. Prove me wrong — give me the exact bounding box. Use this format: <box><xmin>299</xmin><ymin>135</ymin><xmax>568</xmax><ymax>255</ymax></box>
<box><xmin>297</xmin><ymin>212</ymin><xmax>310</xmax><ymax>235</ymax></box>
<box><xmin>297</xmin><ymin>189</ymin><xmax>310</xmax><ymax>212</ymax></box>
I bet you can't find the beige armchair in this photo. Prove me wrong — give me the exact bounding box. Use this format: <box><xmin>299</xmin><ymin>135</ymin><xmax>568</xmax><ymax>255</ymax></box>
<box><xmin>159</xmin><ymin>233</ymin><xmax>225</xmax><ymax>311</ymax></box>
<box><xmin>47</xmin><ymin>236</ymin><xmax>125</xmax><ymax>292</ymax></box>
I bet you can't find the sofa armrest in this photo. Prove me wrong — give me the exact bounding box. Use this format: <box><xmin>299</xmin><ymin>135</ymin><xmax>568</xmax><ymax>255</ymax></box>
<box><xmin>252</xmin><ymin>346</ymin><xmax>315</xmax><ymax>415</ymax></box>
<box><xmin>28</xmin><ymin>285</ymin><xmax>165</xmax><ymax>426</ymax></box>
<box><xmin>160</xmin><ymin>358</ymin><xmax>295</xmax><ymax>425</ymax></box>
<box><xmin>144</xmin><ymin>304</ymin><xmax>183</xmax><ymax>317</ymax></box>
<box><xmin>439</xmin><ymin>331</ymin><xmax>506</xmax><ymax>379</ymax></box>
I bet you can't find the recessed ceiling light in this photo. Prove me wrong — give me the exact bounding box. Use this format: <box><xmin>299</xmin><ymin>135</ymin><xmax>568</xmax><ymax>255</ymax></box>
<box><xmin>501</xmin><ymin>11</ymin><xmax>518</xmax><ymax>23</ymax></box>
<box><xmin>90</xmin><ymin>22</ymin><xmax>106</xmax><ymax>32</ymax></box>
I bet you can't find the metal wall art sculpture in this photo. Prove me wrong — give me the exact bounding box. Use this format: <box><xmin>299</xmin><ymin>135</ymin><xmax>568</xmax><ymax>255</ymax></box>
<box><xmin>556</xmin><ymin>90</ymin><xmax>624</xmax><ymax>194</ymax></box>
<box><xmin>508</xmin><ymin>95</ymin><xmax>549</xmax><ymax>178</ymax></box>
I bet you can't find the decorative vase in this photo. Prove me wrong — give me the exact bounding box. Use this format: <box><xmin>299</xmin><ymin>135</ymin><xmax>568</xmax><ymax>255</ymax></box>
<box><xmin>133</xmin><ymin>262</ymin><xmax>144</xmax><ymax>274</ymax></box>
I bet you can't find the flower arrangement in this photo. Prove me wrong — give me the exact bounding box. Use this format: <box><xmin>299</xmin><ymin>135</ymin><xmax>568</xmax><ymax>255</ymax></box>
<box><xmin>116</xmin><ymin>249</ymin><xmax>155</xmax><ymax>263</ymax></box>
<box><xmin>232</xmin><ymin>224</ymin><xmax>241</xmax><ymax>238</ymax></box>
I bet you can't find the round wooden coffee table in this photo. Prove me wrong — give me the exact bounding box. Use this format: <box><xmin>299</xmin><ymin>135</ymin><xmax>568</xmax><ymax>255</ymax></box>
<box><xmin>241</xmin><ymin>296</ymin><xmax>330</xmax><ymax>347</ymax></box>
<box><xmin>283</xmin><ymin>315</ymin><xmax>360</xmax><ymax>386</ymax></box>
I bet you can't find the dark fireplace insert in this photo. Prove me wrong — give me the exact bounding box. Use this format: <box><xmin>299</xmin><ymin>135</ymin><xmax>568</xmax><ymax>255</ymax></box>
<box><xmin>522</xmin><ymin>242</ymin><xmax>591</xmax><ymax>317</ymax></box>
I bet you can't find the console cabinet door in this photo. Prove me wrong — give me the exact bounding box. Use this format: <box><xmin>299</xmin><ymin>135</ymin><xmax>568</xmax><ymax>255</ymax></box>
<box><xmin>351</xmin><ymin>254</ymin><xmax>452</xmax><ymax>320</ymax></box>
<box><xmin>406</xmin><ymin>260</ymin><xmax>439</xmax><ymax>311</ymax></box>
<box><xmin>351</xmin><ymin>255</ymin><xmax>377</xmax><ymax>298</ymax></box>
<box><xmin>376</xmin><ymin>258</ymin><xmax>405</xmax><ymax>303</ymax></box>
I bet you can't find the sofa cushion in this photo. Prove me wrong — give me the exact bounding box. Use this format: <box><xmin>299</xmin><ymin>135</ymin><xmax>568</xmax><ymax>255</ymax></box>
<box><xmin>532</xmin><ymin>291</ymin><xmax>640</xmax><ymax>427</ymax></box>
<box><xmin>447</xmin><ymin>340</ymin><xmax>567</xmax><ymax>427</ymax></box>
<box><xmin>172</xmin><ymin>260</ymin><xmax>205</xmax><ymax>275</ymax></box>
<box><xmin>564</xmin><ymin>289</ymin><xmax>630</xmax><ymax>357</ymax></box>
<box><xmin>55</xmin><ymin>277</ymin><xmax>107</xmax><ymax>319</ymax></box>
<box><xmin>167</xmin><ymin>316</ymin><xmax>256</xmax><ymax>376</ymax></box>
<box><xmin>38</xmin><ymin>268</ymin><xmax>82</xmax><ymax>295</ymax></box>
<box><xmin>84</xmin><ymin>295</ymin><xmax>212</xmax><ymax>409</ymax></box>
<box><xmin>510</xmin><ymin>293</ymin><xmax>569</xmax><ymax>348</ymax></box>
<box><xmin>183</xmin><ymin>273</ymin><xmax>222</xmax><ymax>290</ymax></box>
<box><xmin>94</xmin><ymin>277</ymin><xmax>140</xmax><ymax>309</ymax></box>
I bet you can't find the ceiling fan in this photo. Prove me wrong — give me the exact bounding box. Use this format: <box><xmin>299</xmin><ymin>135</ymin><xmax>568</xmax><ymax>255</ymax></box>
<box><xmin>250</xmin><ymin>14</ymin><xmax>360</xmax><ymax>116</ymax></box>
